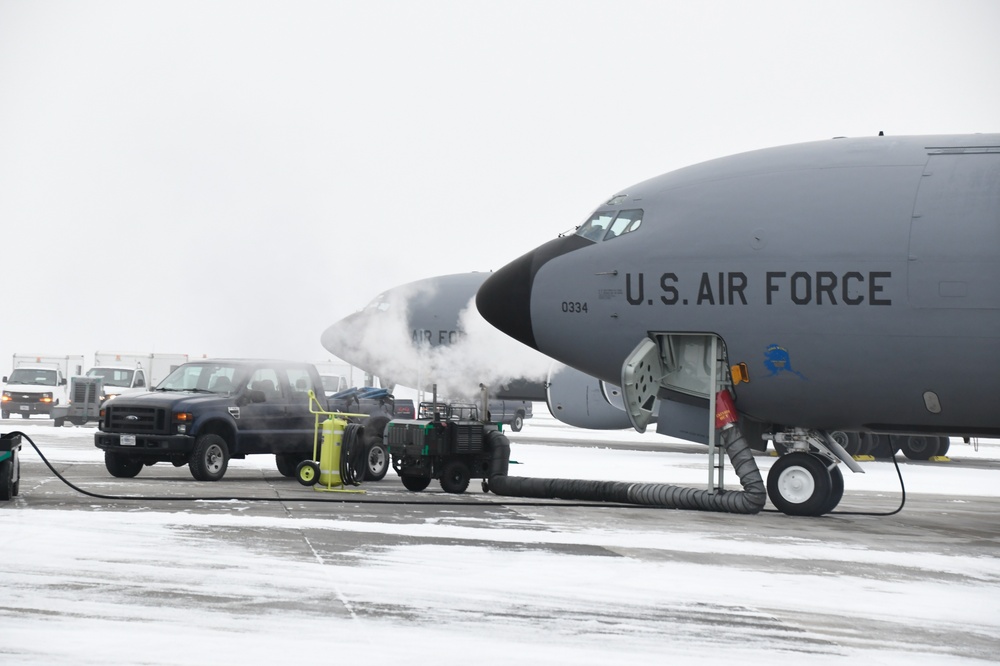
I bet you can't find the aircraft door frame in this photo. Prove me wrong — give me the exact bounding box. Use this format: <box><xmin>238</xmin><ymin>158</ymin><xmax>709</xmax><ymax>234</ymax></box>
<box><xmin>621</xmin><ymin>332</ymin><xmax>728</xmax><ymax>442</ymax></box>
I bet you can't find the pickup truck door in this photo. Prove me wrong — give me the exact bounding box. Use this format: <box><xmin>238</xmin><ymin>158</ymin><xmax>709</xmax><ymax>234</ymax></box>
<box><xmin>235</xmin><ymin>367</ymin><xmax>288</xmax><ymax>454</ymax></box>
<box><xmin>280</xmin><ymin>367</ymin><xmax>320</xmax><ymax>453</ymax></box>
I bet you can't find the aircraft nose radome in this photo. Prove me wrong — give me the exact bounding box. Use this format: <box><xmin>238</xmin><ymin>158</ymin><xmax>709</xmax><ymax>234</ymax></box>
<box><xmin>476</xmin><ymin>252</ymin><xmax>537</xmax><ymax>349</ymax></box>
<box><xmin>320</xmin><ymin>312</ymin><xmax>361</xmax><ymax>355</ymax></box>
<box><xmin>477</xmin><ymin>252</ymin><xmax>539</xmax><ymax>351</ymax></box>
<box><xmin>478</xmin><ymin>234</ymin><xmax>595</xmax><ymax>351</ymax></box>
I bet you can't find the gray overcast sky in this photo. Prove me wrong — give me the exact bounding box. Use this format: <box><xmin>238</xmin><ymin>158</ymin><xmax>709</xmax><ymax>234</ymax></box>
<box><xmin>1</xmin><ymin>0</ymin><xmax>997</xmax><ymax>370</ymax></box>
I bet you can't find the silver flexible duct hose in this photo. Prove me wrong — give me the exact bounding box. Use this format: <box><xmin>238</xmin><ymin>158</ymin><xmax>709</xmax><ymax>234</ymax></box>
<box><xmin>486</xmin><ymin>426</ymin><xmax>766</xmax><ymax>514</ymax></box>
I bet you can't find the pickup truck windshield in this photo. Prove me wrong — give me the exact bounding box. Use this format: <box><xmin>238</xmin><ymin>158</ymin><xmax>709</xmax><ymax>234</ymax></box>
<box><xmin>86</xmin><ymin>368</ymin><xmax>135</xmax><ymax>387</ymax></box>
<box><xmin>156</xmin><ymin>363</ymin><xmax>240</xmax><ymax>394</ymax></box>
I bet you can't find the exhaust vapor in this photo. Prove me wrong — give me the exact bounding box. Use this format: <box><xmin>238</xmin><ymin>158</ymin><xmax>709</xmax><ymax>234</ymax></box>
<box><xmin>321</xmin><ymin>275</ymin><xmax>552</xmax><ymax>399</ymax></box>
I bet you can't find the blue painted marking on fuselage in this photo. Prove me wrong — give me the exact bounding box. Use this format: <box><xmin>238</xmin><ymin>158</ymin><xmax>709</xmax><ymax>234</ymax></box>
<box><xmin>764</xmin><ymin>344</ymin><xmax>807</xmax><ymax>380</ymax></box>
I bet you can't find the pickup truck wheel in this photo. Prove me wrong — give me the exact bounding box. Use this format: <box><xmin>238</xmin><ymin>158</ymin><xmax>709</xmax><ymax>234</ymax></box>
<box><xmin>511</xmin><ymin>412</ymin><xmax>524</xmax><ymax>432</ymax></box>
<box><xmin>401</xmin><ymin>475</ymin><xmax>431</xmax><ymax>492</ymax></box>
<box><xmin>365</xmin><ymin>443</ymin><xmax>389</xmax><ymax>481</ymax></box>
<box><xmin>276</xmin><ymin>453</ymin><xmax>306</xmax><ymax>478</ymax></box>
<box><xmin>439</xmin><ymin>460</ymin><xmax>471</xmax><ymax>494</ymax></box>
<box><xmin>295</xmin><ymin>460</ymin><xmax>320</xmax><ymax>486</ymax></box>
<box><xmin>189</xmin><ymin>434</ymin><xmax>229</xmax><ymax>481</ymax></box>
<box><xmin>105</xmin><ymin>451</ymin><xmax>143</xmax><ymax>478</ymax></box>
<box><xmin>362</xmin><ymin>415</ymin><xmax>391</xmax><ymax>481</ymax></box>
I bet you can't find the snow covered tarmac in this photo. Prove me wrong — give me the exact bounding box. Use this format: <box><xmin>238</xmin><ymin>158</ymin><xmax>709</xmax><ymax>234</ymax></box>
<box><xmin>2</xmin><ymin>416</ymin><xmax>1000</xmax><ymax>665</ymax></box>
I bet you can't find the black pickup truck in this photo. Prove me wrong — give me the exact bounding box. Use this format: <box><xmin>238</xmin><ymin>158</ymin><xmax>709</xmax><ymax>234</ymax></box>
<box><xmin>94</xmin><ymin>359</ymin><xmax>370</xmax><ymax>481</ymax></box>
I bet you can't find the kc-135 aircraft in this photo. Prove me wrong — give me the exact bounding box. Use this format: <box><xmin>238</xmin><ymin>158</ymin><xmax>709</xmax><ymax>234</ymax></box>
<box><xmin>474</xmin><ymin>133</ymin><xmax>1000</xmax><ymax>514</ymax></box>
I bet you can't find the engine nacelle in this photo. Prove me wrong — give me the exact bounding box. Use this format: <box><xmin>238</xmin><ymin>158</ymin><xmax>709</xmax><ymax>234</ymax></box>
<box><xmin>545</xmin><ymin>364</ymin><xmax>637</xmax><ymax>430</ymax></box>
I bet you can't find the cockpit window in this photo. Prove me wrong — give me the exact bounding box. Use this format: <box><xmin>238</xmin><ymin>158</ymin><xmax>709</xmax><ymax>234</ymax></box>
<box><xmin>603</xmin><ymin>209</ymin><xmax>643</xmax><ymax>241</ymax></box>
<box><xmin>575</xmin><ymin>208</ymin><xmax>643</xmax><ymax>242</ymax></box>
<box><xmin>576</xmin><ymin>211</ymin><xmax>616</xmax><ymax>241</ymax></box>
<box><xmin>364</xmin><ymin>295</ymin><xmax>391</xmax><ymax>313</ymax></box>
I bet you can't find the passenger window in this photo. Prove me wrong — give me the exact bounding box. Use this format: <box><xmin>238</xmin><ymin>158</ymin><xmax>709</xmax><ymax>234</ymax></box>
<box><xmin>603</xmin><ymin>209</ymin><xmax>643</xmax><ymax>241</ymax></box>
<box><xmin>206</xmin><ymin>367</ymin><xmax>236</xmax><ymax>393</ymax></box>
<box><xmin>286</xmin><ymin>368</ymin><xmax>314</xmax><ymax>406</ymax></box>
<box><xmin>134</xmin><ymin>371</ymin><xmax>145</xmax><ymax>388</ymax></box>
<box><xmin>248</xmin><ymin>368</ymin><xmax>284</xmax><ymax>402</ymax></box>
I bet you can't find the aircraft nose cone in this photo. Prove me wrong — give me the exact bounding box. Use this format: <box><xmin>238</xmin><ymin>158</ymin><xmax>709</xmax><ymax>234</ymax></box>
<box><xmin>320</xmin><ymin>312</ymin><xmax>365</xmax><ymax>359</ymax></box>
<box><xmin>477</xmin><ymin>234</ymin><xmax>593</xmax><ymax>351</ymax></box>
<box><xmin>477</xmin><ymin>252</ymin><xmax>539</xmax><ymax>350</ymax></box>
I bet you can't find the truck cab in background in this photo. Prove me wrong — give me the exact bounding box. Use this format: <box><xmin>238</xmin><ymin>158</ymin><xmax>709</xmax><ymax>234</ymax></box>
<box><xmin>51</xmin><ymin>352</ymin><xmax>190</xmax><ymax>426</ymax></box>
<box><xmin>89</xmin><ymin>352</ymin><xmax>189</xmax><ymax>401</ymax></box>
<box><xmin>319</xmin><ymin>373</ymin><xmax>348</xmax><ymax>397</ymax></box>
<box><xmin>2</xmin><ymin>354</ymin><xmax>84</xmax><ymax>419</ymax></box>
<box><xmin>85</xmin><ymin>365</ymin><xmax>148</xmax><ymax>398</ymax></box>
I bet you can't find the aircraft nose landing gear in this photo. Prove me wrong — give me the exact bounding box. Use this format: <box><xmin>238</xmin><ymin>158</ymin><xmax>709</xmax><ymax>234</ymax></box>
<box><xmin>767</xmin><ymin>451</ymin><xmax>845</xmax><ymax>516</ymax></box>
<box><xmin>769</xmin><ymin>430</ymin><xmax>855</xmax><ymax>516</ymax></box>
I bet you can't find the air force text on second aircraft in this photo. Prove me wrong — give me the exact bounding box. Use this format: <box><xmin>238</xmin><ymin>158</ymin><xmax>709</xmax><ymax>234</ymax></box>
<box><xmin>616</xmin><ymin>270</ymin><xmax>893</xmax><ymax>307</ymax></box>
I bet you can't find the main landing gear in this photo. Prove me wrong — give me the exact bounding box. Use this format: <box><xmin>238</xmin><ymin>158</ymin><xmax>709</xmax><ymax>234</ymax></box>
<box><xmin>768</xmin><ymin>429</ymin><xmax>859</xmax><ymax>516</ymax></box>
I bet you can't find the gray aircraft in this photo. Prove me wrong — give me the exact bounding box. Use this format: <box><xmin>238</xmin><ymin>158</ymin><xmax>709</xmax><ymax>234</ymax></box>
<box><xmin>320</xmin><ymin>272</ymin><xmax>636</xmax><ymax>428</ymax></box>
<box><xmin>319</xmin><ymin>272</ymin><xmax>549</xmax><ymax>403</ymax></box>
<box><xmin>320</xmin><ymin>272</ymin><xmax>491</xmax><ymax>387</ymax></box>
<box><xmin>476</xmin><ymin>133</ymin><xmax>1000</xmax><ymax>515</ymax></box>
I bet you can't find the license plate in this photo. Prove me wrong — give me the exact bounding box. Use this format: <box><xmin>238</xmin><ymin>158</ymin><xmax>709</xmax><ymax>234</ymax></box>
<box><xmin>121</xmin><ymin>434</ymin><xmax>136</xmax><ymax>446</ymax></box>
<box><xmin>19</xmin><ymin>405</ymin><xmax>29</xmax><ymax>411</ymax></box>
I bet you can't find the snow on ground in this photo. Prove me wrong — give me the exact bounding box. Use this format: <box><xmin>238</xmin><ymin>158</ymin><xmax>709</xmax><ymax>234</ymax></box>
<box><xmin>2</xmin><ymin>414</ymin><xmax>1000</xmax><ymax>665</ymax></box>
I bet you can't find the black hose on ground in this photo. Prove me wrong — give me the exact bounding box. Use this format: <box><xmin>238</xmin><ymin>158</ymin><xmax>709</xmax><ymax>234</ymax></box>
<box><xmin>7</xmin><ymin>430</ymin><xmax>660</xmax><ymax>508</ymax></box>
<box><xmin>486</xmin><ymin>426</ymin><xmax>767</xmax><ymax>514</ymax></box>
<box><xmin>341</xmin><ymin>424</ymin><xmax>366</xmax><ymax>485</ymax></box>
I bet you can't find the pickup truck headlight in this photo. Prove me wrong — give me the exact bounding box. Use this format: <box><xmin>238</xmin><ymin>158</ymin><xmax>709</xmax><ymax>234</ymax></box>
<box><xmin>1</xmin><ymin>391</ymin><xmax>10</xmax><ymax>403</ymax></box>
<box><xmin>40</xmin><ymin>393</ymin><xmax>54</xmax><ymax>404</ymax></box>
<box><xmin>173</xmin><ymin>412</ymin><xmax>193</xmax><ymax>434</ymax></box>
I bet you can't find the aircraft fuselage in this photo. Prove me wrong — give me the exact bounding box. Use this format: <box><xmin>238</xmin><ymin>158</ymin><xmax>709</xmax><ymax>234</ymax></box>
<box><xmin>479</xmin><ymin>135</ymin><xmax>1000</xmax><ymax>436</ymax></box>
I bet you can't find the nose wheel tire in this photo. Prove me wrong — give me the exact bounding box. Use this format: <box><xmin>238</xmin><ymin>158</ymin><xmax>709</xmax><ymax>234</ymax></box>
<box><xmin>767</xmin><ymin>452</ymin><xmax>836</xmax><ymax>516</ymax></box>
<box><xmin>819</xmin><ymin>464</ymin><xmax>844</xmax><ymax>515</ymax></box>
